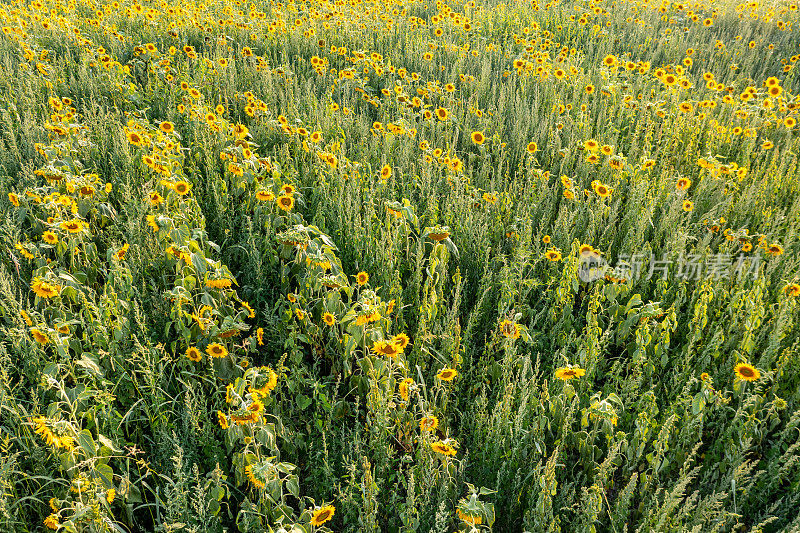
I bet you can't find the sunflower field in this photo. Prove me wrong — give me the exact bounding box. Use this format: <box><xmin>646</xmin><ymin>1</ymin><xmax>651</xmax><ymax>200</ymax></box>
<box><xmin>1</xmin><ymin>0</ymin><xmax>800</xmax><ymax>530</ymax></box>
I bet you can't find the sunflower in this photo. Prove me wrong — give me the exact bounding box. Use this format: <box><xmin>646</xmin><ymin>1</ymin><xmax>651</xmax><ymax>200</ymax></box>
<box><xmin>380</xmin><ymin>164</ymin><xmax>392</xmax><ymax>180</ymax></box>
<box><xmin>767</xmin><ymin>244</ymin><xmax>784</xmax><ymax>255</ymax></box>
<box><xmin>206</xmin><ymin>343</ymin><xmax>228</xmax><ymax>358</ymax></box>
<box><xmin>115</xmin><ymin>243</ymin><xmax>130</xmax><ymax>261</ymax></box>
<box><xmin>31</xmin><ymin>278</ymin><xmax>60</xmax><ymax>299</ymax></box>
<box><xmin>682</xmin><ymin>200</ymin><xmax>694</xmax><ymax>212</ymax></box>
<box><xmin>149</xmin><ymin>191</ymin><xmax>164</xmax><ymax>205</ymax></box>
<box><xmin>545</xmin><ymin>249</ymin><xmax>562</xmax><ymax>261</ymax></box>
<box><xmin>244</xmin><ymin>464</ymin><xmax>265</xmax><ymax>488</ymax></box>
<box><xmin>8</xmin><ymin>192</ymin><xmax>20</xmax><ymax>206</ymax></box>
<box><xmin>255</xmin><ymin>190</ymin><xmax>275</xmax><ymax>202</ymax></box>
<box><xmin>356</xmin><ymin>271</ymin><xmax>369</xmax><ymax>285</ymax></box>
<box><xmin>500</xmin><ymin>319</ymin><xmax>520</xmax><ymax>339</ymax></box>
<box><xmin>734</xmin><ymin>362</ymin><xmax>760</xmax><ymax>382</ymax></box>
<box><xmin>276</xmin><ymin>194</ymin><xmax>294</xmax><ymax>211</ymax></box>
<box><xmin>31</xmin><ymin>328</ymin><xmax>49</xmax><ymax>345</ymax></box>
<box><xmin>435</xmin><ymin>107</ymin><xmax>448</xmax><ymax>121</ymax></box>
<box><xmin>44</xmin><ymin>514</ymin><xmax>59</xmax><ymax>530</ymax></box>
<box><xmin>786</xmin><ymin>283</ymin><xmax>800</xmax><ymax>297</ymax></box>
<box><xmin>419</xmin><ymin>415</ymin><xmax>438</xmax><ymax>432</ymax></box>
<box><xmin>310</xmin><ymin>505</ymin><xmax>335</xmax><ymax>526</ymax></box>
<box><xmin>399</xmin><ymin>378</ymin><xmax>413</xmax><ymax>401</ymax></box>
<box><xmin>42</xmin><ymin>231</ymin><xmax>58</xmax><ymax>244</ymax></box>
<box><xmin>457</xmin><ymin>508</ymin><xmax>483</xmax><ymax>525</ymax></box>
<box><xmin>323</xmin><ymin>312</ymin><xmax>336</xmax><ymax>326</ymax></box>
<box><xmin>437</xmin><ymin>368</ymin><xmax>458</xmax><ymax>381</ymax></box>
<box><xmin>595</xmin><ymin>183</ymin><xmax>612</xmax><ymax>198</ymax></box>
<box><xmin>428</xmin><ymin>230</ymin><xmax>451</xmax><ymax>241</ymax></box>
<box><xmin>430</xmin><ymin>440</ymin><xmax>457</xmax><ymax>456</ymax></box>
<box><xmin>471</xmin><ymin>131</ymin><xmax>485</xmax><ymax>145</ymax></box>
<box><xmin>676</xmin><ymin>177</ymin><xmax>692</xmax><ymax>191</ymax></box>
<box><xmin>174</xmin><ymin>181</ymin><xmax>192</xmax><ymax>195</ymax></box>
<box><xmin>554</xmin><ymin>366</ymin><xmax>586</xmax><ymax>380</ymax></box>
<box><xmin>60</xmin><ymin>219</ymin><xmax>85</xmax><ymax>233</ymax></box>
<box><xmin>372</xmin><ymin>340</ymin><xmax>402</xmax><ymax>357</ymax></box>
<box><xmin>392</xmin><ymin>333</ymin><xmax>410</xmax><ymax>349</ymax></box>
<box><xmin>186</xmin><ymin>347</ymin><xmax>202</xmax><ymax>362</ymax></box>
<box><xmin>126</xmin><ymin>130</ymin><xmax>144</xmax><ymax>145</ymax></box>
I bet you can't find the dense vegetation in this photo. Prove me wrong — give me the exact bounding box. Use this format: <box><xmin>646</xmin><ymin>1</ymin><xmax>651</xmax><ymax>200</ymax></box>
<box><xmin>1</xmin><ymin>0</ymin><xmax>800</xmax><ymax>530</ymax></box>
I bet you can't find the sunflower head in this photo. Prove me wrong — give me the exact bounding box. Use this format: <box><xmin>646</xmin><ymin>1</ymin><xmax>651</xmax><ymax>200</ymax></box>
<box><xmin>437</xmin><ymin>368</ymin><xmax>458</xmax><ymax>381</ymax></box>
<box><xmin>734</xmin><ymin>363</ymin><xmax>760</xmax><ymax>382</ymax></box>
<box><xmin>186</xmin><ymin>347</ymin><xmax>202</xmax><ymax>362</ymax></box>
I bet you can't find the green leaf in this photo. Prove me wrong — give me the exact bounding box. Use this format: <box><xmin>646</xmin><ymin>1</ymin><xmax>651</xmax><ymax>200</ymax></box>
<box><xmin>296</xmin><ymin>394</ymin><xmax>312</xmax><ymax>410</ymax></box>
<box><xmin>77</xmin><ymin>429</ymin><xmax>96</xmax><ymax>456</ymax></box>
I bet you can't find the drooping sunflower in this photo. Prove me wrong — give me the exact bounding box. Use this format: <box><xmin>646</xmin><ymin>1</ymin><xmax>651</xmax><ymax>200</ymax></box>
<box><xmin>31</xmin><ymin>278</ymin><xmax>60</xmax><ymax>299</ymax></box>
<box><xmin>255</xmin><ymin>190</ymin><xmax>275</xmax><ymax>202</ymax></box>
<box><xmin>555</xmin><ymin>366</ymin><xmax>586</xmax><ymax>380</ymax></box>
<box><xmin>734</xmin><ymin>362</ymin><xmax>760</xmax><ymax>382</ymax></box>
<box><xmin>437</xmin><ymin>368</ymin><xmax>458</xmax><ymax>381</ymax></box>
<box><xmin>244</xmin><ymin>464</ymin><xmax>265</xmax><ymax>488</ymax></box>
<box><xmin>206</xmin><ymin>343</ymin><xmax>228</xmax><ymax>359</ymax></box>
<box><xmin>30</xmin><ymin>328</ymin><xmax>49</xmax><ymax>345</ymax></box>
<box><xmin>457</xmin><ymin>508</ymin><xmax>483</xmax><ymax>525</ymax></box>
<box><xmin>398</xmin><ymin>377</ymin><xmax>413</xmax><ymax>401</ymax></box>
<box><xmin>310</xmin><ymin>505</ymin><xmax>335</xmax><ymax>526</ymax></box>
